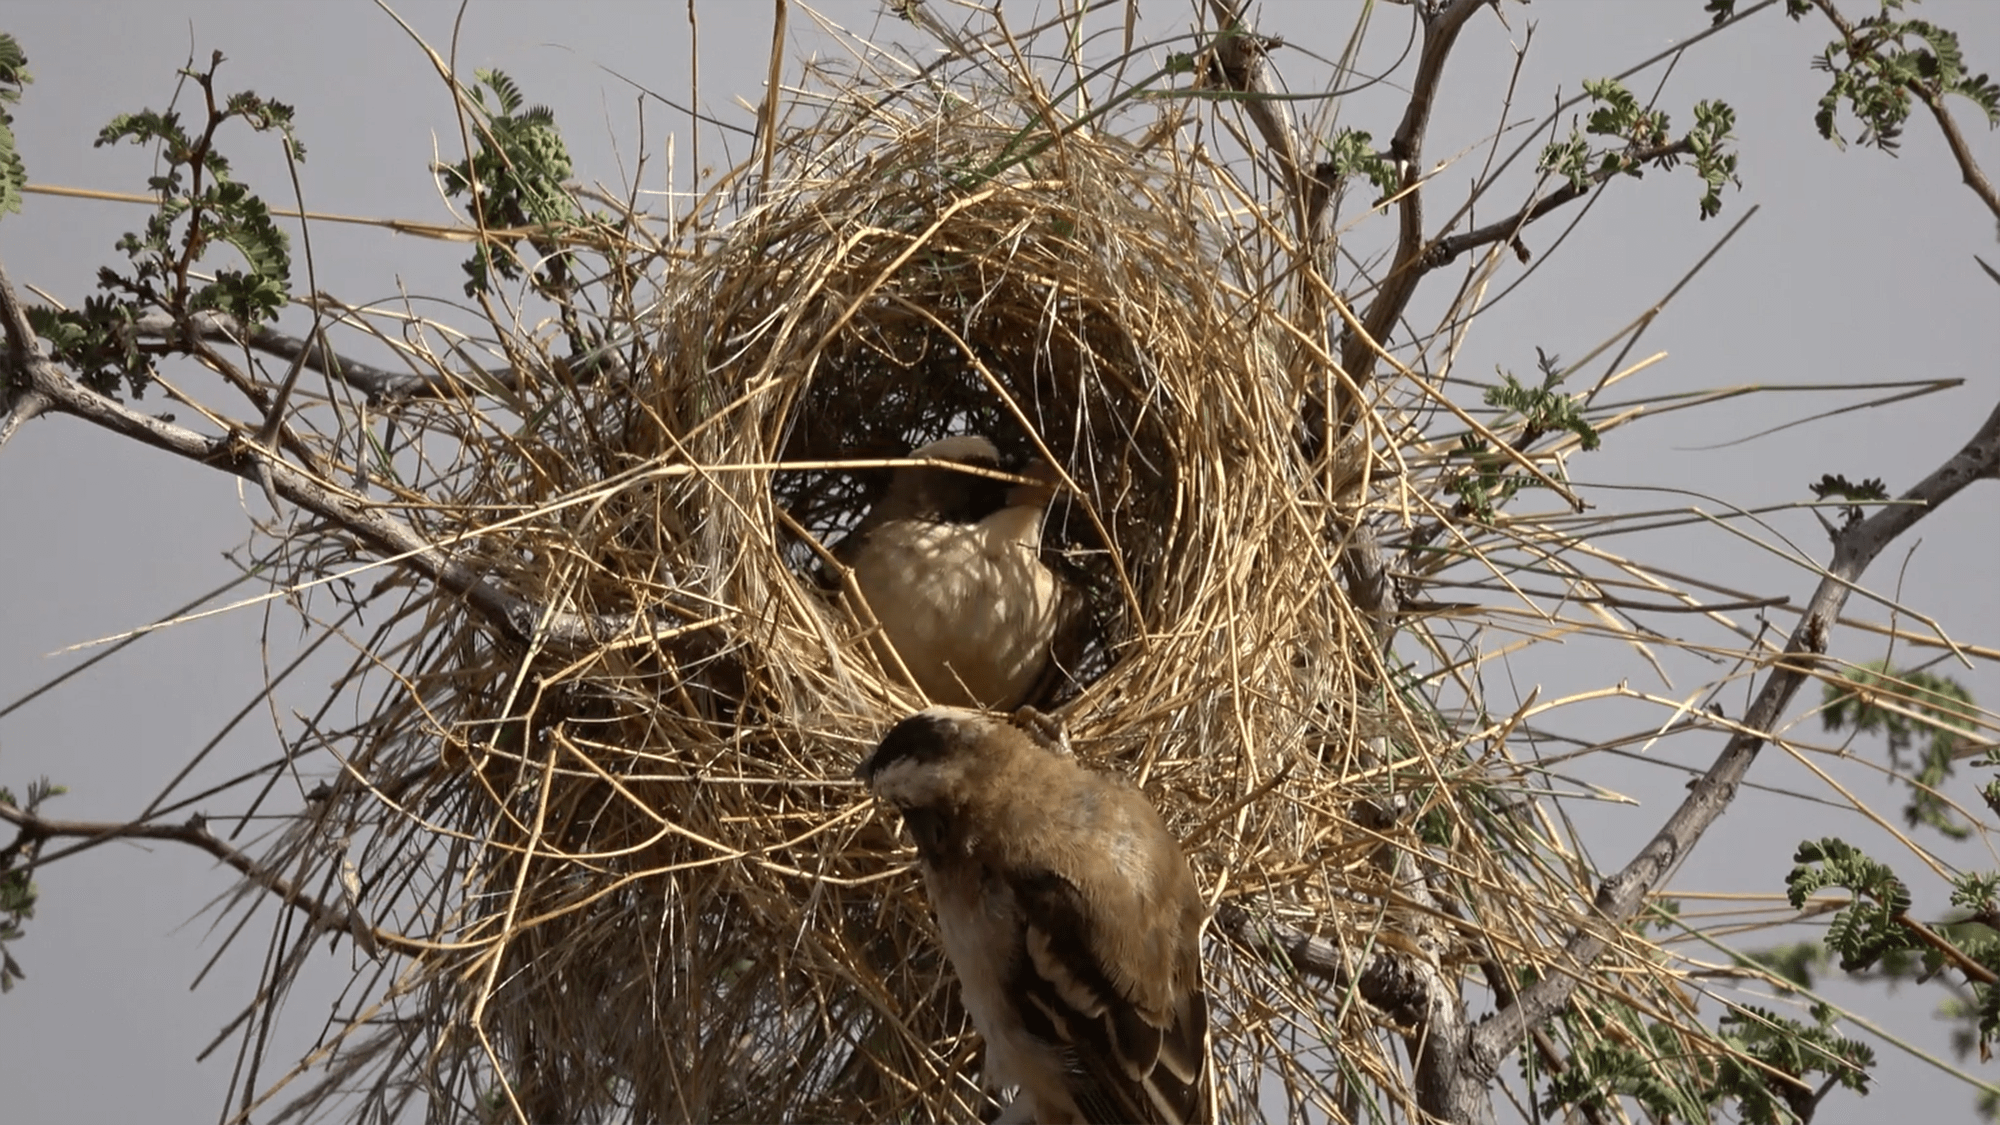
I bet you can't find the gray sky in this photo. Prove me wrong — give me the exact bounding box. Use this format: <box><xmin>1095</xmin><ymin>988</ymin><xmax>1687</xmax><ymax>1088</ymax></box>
<box><xmin>1</xmin><ymin>1</ymin><xmax>1997</xmax><ymax>1121</ymax></box>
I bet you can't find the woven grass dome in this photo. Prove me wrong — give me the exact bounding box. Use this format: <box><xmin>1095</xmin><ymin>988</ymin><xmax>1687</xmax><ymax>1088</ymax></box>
<box><xmin>239</xmin><ymin>16</ymin><xmax>1683</xmax><ymax>1125</ymax></box>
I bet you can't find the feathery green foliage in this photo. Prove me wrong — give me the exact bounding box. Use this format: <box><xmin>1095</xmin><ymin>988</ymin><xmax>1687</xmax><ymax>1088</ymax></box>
<box><xmin>0</xmin><ymin>33</ymin><xmax>30</xmax><ymax>221</ymax></box>
<box><xmin>1804</xmin><ymin>5</ymin><xmax>2000</xmax><ymax>153</ymax></box>
<box><xmin>0</xmin><ymin>778</ymin><xmax>65</xmax><ymax>996</ymax></box>
<box><xmin>1538</xmin><ymin>76</ymin><xmax>1740</xmax><ymax>219</ymax></box>
<box><xmin>27</xmin><ymin>52</ymin><xmax>295</xmax><ymax>398</ymax></box>
<box><xmin>438</xmin><ymin>68</ymin><xmax>581</xmax><ymax>299</ymax></box>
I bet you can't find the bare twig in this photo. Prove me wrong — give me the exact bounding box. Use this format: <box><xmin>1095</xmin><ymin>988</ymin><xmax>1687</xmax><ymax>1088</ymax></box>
<box><xmin>1423</xmin><ymin>139</ymin><xmax>1696</xmax><ymax>271</ymax></box>
<box><xmin>1203</xmin><ymin>0</ymin><xmax>1331</xmax><ymax>239</ymax></box>
<box><xmin>0</xmin><ymin>800</ymin><xmax>424</xmax><ymax>958</ymax></box>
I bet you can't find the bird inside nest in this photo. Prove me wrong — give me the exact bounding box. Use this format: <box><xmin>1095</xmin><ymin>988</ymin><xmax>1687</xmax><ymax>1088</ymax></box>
<box><xmin>854</xmin><ymin>707</ymin><xmax>1212</xmax><ymax>1125</ymax></box>
<box><xmin>827</xmin><ymin>434</ymin><xmax>1077</xmax><ymax>710</ymax></box>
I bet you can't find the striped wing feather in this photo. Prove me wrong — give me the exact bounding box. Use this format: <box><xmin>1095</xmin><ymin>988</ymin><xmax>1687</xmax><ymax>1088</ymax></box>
<box><xmin>1009</xmin><ymin>869</ymin><xmax>1208</xmax><ymax>1125</ymax></box>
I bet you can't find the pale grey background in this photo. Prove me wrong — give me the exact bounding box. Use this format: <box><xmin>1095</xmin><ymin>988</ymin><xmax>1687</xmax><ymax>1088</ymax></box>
<box><xmin>0</xmin><ymin>2</ymin><xmax>1996</xmax><ymax>1122</ymax></box>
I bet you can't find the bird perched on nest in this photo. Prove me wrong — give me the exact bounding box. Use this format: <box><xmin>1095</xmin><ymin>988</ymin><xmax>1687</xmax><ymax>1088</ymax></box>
<box><xmin>832</xmin><ymin>434</ymin><xmax>1068</xmax><ymax>710</ymax></box>
<box><xmin>855</xmin><ymin>707</ymin><xmax>1211</xmax><ymax>1125</ymax></box>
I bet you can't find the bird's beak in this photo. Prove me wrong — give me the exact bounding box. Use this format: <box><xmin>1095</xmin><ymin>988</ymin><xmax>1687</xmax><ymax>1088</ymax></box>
<box><xmin>852</xmin><ymin>756</ymin><xmax>874</xmax><ymax>783</ymax></box>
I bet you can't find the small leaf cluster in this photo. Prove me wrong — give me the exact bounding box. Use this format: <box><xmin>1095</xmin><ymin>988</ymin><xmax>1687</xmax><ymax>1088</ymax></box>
<box><xmin>1688</xmin><ymin>99</ymin><xmax>1741</xmax><ymax>219</ymax></box>
<box><xmin>1319</xmin><ymin>127</ymin><xmax>1400</xmax><ymax>203</ymax></box>
<box><xmin>1538</xmin><ymin>77</ymin><xmax>1740</xmax><ymax>219</ymax></box>
<box><xmin>1486</xmin><ymin>351</ymin><xmax>1601</xmax><ymax>452</ymax></box>
<box><xmin>1805</xmin><ymin>4</ymin><xmax>2000</xmax><ymax>153</ymax></box>
<box><xmin>1808</xmin><ymin>472</ymin><xmax>1889</xmax><ymax>526</ymax></box>
<box><xmin>1445</xmin><ymin>351</ymin><xmax>1598</xmax><ymax>522</ymax></box>
<box><xmin>1539</xmin><ymin>1019</ymin><xmax>1709</xmax><ymax>1122</ymax></box>
<box><xmin>0</xmin><ymin>33</ymin><xmax>30</xmax><ymax>221</ymax></box>
<box><xmin>1787</xmin><ymin>837</ymin><xmax>1919</xmax><ymax>971</ymax></box>
<box><xmin>438</xmin><ymin>69</ymin><xmax>582</xmax><ymax>298</ymax></box>
<box><xmin>28</xmin><ymin>52</ymin><xmax>297</xmax><ymax>398</ymax></box>
<box><xmin>0</xmin><ymin>777</ymin><xmax>66</xmax><ymax>995</ymax></box>
<box><xmin>1444</xmin><ymin>434</ymin><xmax>1530</xmax><ymax>522</ymax></box>
<box><xmin>1945</xmin><ymin>876</ymin><xmax>2000</xmax><ymax>1051</ymax></box>
<box><xmin>1821</xmin><ymin>660</ymin><xmax>1978</xmax><ymax>838</ymax></box>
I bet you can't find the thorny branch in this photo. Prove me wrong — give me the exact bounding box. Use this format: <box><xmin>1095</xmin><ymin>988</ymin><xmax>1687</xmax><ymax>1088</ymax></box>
<box><xmin>1337</xmin><ymin>0</ymin><xmax>1490</xmax><ymax>411</ymax></box>
<box><xmin>1205</xmin><ymin>0</ymin><xmax>1494</xmax><ymax>661</ymax></box>
<box><xmin>1214</xmin><ymin>902</ymin><xmax>1496</xmax><ymax>1125</ymax></box>
<box><xmin>1202</xmin><ymin>0</ymin><xmax>1334</xmax><ymax>242</ymax></box>
<box><xmin>1202</xmin><ymin>1</ymin><xmax>2000</xmax><ymax>1119</ymax></box>
<box><xmin>1463</xmin><ymin>6</ymin><xmax>2000</xmax><ymax>1088</ymax></box>
<box><xmin>1232</xmin><ymin>394</ymin><xmax>2000</xmax><ymax>1117</ymax></box>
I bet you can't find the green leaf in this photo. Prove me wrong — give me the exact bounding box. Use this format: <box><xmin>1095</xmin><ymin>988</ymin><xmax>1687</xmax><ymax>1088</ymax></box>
<box><xmin>1320</xmin><ymin>127</ymin><xmax>1400</xmax><ymax>202</ymax></box>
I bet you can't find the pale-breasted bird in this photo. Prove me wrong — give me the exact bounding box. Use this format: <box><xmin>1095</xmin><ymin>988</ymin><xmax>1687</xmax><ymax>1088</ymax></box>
<box><xmin>854</xmin><ymin>707</ymin><xmax>1210</xmax><ymax>1125</ymax></box>
<box><xmin>833</xmin><ymin>435</ymin><xmax>1067</xmax><ymax>710</ymax></box>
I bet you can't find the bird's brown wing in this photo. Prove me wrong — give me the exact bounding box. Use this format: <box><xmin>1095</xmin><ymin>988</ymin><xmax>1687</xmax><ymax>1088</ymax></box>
<box><xmin>1006</xmin><ymin>867</ymin><xmax>1209</xmax><ymax>1125</ymax></box>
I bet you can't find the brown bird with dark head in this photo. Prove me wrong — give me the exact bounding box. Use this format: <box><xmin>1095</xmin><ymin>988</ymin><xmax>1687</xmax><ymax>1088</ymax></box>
<box><xmin>855</xmin><ymin>707</ymin><xmax>1211</xmax><ymax>1124</ymax></box>
<box><xmin>833</xmin><ymin>435</ymin><xmax>1067</xmax><ymax>710</ymax></box>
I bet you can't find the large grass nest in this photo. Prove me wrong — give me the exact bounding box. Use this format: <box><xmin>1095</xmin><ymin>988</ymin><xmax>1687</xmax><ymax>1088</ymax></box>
<box><xmin>251</xmin><ymin>29</ymin><xmax>1678</xmax><ymax>1125</ymax></box>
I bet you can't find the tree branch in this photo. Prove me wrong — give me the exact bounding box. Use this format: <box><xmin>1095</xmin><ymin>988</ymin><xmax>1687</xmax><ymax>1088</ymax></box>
<box><xmin>1203</xmin><ymin>3</ymin><xmax>1498</xmax><ymax>655</ymax></box>
<box><xmin>1920</xmin><ymin>93</ymin><xmax>2000</xmax><ymax>222</ymax></box>
<box><xmin>1897</xmin><ymin>911</ymin><xmax>2000</xmax><ymax>986</ymax></box>
<box><xmin>1338</xmin><ymin>0</ymin><xmax>1491</xmax><ymax>409</ymax></box>
<box><xmin>0</xmin><ymin>374</ymin><xmax>48</xmax><ymax>451</ymax></box>
<box><xmin>0</xmin><ymin>800</ymin><xmax>426</xmax><ymax>959</ymax></box>
<box><xmin>1810</xmin><ymin>0</ymin><xmax>2000</xmax><ymax>225</ymax></box>
<box><xmin>1203</xmin><ymin>0</ymin><xmax>1339</xmax><ymax>242</ymax></box>
<box><xmin>0</xmin><ymin>256</ymin><xmax>691</xmax><ymax>650</ymax></box>
<box><xmin>1467</xmin><ymin>394</ymin><xmax>2000</xmax><ymax>1080</ymax></box>
<box><xmin>1421</xmin><ymin>139</ymin><xmax>1697</xmax><ymax>271</ymax></box>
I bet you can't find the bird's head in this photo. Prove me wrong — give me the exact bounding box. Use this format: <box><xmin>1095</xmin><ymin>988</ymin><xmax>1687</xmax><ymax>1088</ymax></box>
<box><xmin>1007</xmin><ymin>456</ymin><xmax>1062</xmax><ymax>511</ymax></box>
<box><xmin>853</xmin><ymin>706</ymin><xmax>992</xmax><ymax>804</ymax></box>
<box><xmin>856</xmin><ymin>707</ymin><xmax>1012</xmax><ymax>859</ymax></box>
<box><xmin>884</xmin><ymin>435</ymin><xmax>1009</xmax><ymax>524</ymax></box>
